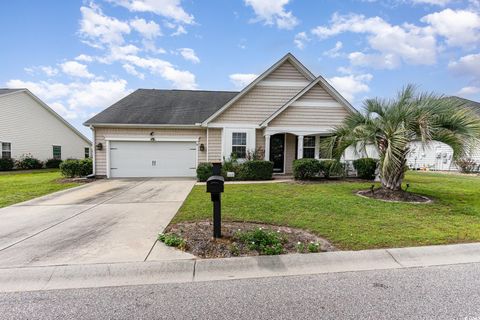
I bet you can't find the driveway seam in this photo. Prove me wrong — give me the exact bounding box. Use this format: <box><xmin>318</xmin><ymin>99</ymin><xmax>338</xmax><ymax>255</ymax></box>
<box><xmin>0</xmin><ymin>179</ymin><xmax>150</xmax><ymax>253</ymax></box>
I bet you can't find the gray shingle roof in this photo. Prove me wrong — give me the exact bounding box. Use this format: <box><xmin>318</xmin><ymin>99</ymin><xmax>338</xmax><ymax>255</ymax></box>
<box><xmin>84</xmin><ymin>89</ymin><xmax>239</xmax><ymax>126</ymax></box>
<box><xmin>449</xmin><ymin>96</ymin><xmax>480</xmax><ymax>115</ymax></box>
<box><xmin>0</xmin><ymin>88</ymin><xmax>24</xmax><ymax>96</ymax></box>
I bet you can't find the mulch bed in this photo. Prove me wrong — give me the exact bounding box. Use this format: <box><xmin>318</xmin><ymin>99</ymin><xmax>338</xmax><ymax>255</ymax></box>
<box><xmin>164</xmin><ymin>221</ymin><xmax>336</xmax><ymax>259</ymax></box>
<box><xmin>357</xmin><ymin>188</ymin><xmax>431</xmax><ymax>203</ymax></box>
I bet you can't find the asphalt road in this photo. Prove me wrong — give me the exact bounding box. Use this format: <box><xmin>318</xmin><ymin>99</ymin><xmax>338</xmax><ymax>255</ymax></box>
<box><xmin>1</xmin><ymin>263</ymin><xmax>480</xmax><ymax>320</ymax></box>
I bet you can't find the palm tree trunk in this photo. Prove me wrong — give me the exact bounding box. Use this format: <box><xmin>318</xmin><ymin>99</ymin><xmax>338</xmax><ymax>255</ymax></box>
<box><xmin>380</xmin><ymin>156</ymin><xmax>407</xmax><ymax>191</ymax></box>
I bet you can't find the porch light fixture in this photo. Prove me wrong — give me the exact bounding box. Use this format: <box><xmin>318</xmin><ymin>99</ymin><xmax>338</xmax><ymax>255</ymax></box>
<box><xmin>199</xmin><ymin>144</ymin><xmax>205</xmax><ymax>151</ymax></box>
<box><xmin>96</xmin><ymin>143</ymin><xmax>103</xmax><ymax>151</ymax></box>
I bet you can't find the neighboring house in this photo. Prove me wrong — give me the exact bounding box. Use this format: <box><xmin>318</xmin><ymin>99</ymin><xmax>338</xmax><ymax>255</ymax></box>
<box><xmin>84</xmin><ymin>53</ymin><xmax>357</xmax><ymax>178</ymax></box>
<box><xmin>0</xmin><ymin>89</ymin><xmax>91</xmax><ymax>162</ymax></box>
<box><xmin>406</xmin><ymin>97</ymin><xmax>480</xmax><ymax>171</ymax></box>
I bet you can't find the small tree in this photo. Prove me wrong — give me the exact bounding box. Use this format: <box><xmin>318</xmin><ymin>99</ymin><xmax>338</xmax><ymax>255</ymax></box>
<box><xmin>325</xmin><ymin>85</ymin><xmax>480</xmax><ymax>191</ymax></box>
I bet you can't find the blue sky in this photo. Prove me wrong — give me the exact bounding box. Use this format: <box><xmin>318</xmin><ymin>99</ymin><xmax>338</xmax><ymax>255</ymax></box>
<box><xmin>2</xmin><ymin>0</ymin><xmax>480</xmax><ymax>138</ymax></box>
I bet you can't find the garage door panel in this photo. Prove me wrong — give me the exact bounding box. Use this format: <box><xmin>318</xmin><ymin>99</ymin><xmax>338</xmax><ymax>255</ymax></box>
<box><xmin>109</xmin><ymin>141</ymin><xmax>197</xmax><ymax>178</ymax></box>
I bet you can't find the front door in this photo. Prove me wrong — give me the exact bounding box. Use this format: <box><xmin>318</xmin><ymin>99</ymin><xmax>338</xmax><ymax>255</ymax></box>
<box><xmin>270</xmin><ymin>134</ymin><xmax>285</xmax><ymax>173</ymax></box>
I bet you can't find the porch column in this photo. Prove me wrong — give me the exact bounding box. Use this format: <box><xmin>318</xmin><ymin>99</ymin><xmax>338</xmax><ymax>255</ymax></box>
<box><xmin>297</xmin><ymin>135</ymin><xmax>304</xmax><ymax>159</ymax></box>
<box><xmin>264</xmin><ymin>134</ymin><xmax>271</xmax><ymax>161</ymax></box>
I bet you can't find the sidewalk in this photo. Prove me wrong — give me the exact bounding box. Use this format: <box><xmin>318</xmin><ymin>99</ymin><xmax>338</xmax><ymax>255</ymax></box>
<box><xmin>1</xmin><ymin>242</ymin><xmax>479</xmax><ymax>293</ymax></box>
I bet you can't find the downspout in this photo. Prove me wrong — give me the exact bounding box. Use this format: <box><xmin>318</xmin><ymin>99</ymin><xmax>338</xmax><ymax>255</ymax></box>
<box><xmin>206</xmin><ymin>127</ymin><xmax>209</xmax><ymax>162</ymax></box>
<box><xmin>90</xmin><ymin>125</ymin><xmax>96</xmax><ymax>176</ymax></box>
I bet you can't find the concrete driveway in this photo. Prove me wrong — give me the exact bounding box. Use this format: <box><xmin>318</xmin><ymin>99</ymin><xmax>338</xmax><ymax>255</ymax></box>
<box><xmin>0</xmin><ymin>178</ymin><xmax>196</xmax><ymax>268</ymax></box>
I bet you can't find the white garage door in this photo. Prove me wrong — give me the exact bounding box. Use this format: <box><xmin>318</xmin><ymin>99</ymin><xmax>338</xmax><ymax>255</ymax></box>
<box><xmin>109</xmin><ymin>140</ymin><xmax>197</xmax><ymax>178</ymax></box>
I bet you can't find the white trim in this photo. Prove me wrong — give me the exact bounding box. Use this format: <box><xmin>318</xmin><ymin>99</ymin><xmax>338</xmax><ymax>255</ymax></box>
<box><xmin>104</xmin><ymin>136</ymin><xmax>199</xmax><ymax>142</ymax></box>
<box><xmin>265</xmin><ymin>127</ymin><xmax>335</xmax><ymax>136</ymax></box>
<box><xmin>283</xmin><ymin>133</ymin><xmax>287</xmax><ymax>174</ymax></box>
<box><xmin>264</xmin><ymin>134</ymin><xmax>271</xmax><ymax>161</ymax></box>
<box><xmin>1</xmin><ymin>89</ymin><xmax>91</xmax><ymax>144</ymax></box>
<box><xmin>290</xmin><ymin>100</ymin><xmax>343</xmax><ymax>108</ymax></box>
<box><xmin>206</xmin><ymin>123</ymin><xmax>260</xmax><ymax>129</ymax></box>
<box><xmin>222</xmin><ymin>128</ymin><xmax>255</xmax><ymax>160</ymax></box>
<box><xmin>106</xmin><ymin>140</ymin><xmax>111</xmax><ymax>178</ymax></box>
<box><xmin>315</xmin><ymin>135</ymin><xmax>320</xmax><ymax>160</ymax></box>
<box><xmin>86</xmin><ymin>123</ymin><xmax>201</xmax><ymax>129</ymax></box>
<box><xmin>257</xmin><ymin>80</ymin><xmax>311</xmax><ymax>87</ymax></box>
<box><xmin>91</xmin><ymin>126</ymin><xmax>96</xmax><ymax>175</ymax></box>
<box><xmin>260</xmin><ymin>76</ymin><xmax>357</xmax><ymax>127</ymax></box>
<box><xmin>202</xmin><ymin>53</ymin><xmax>315</xmax><ymax>125</ymax></box>
<box><xmin>297</xmin><ymin>135</ymin><xmax>304</xmax><ymax>159</ymax></box>
<box><xmin>206</xmin><ymin>127</ymin><xmax>209</xmax><ymax>162</ymax></box>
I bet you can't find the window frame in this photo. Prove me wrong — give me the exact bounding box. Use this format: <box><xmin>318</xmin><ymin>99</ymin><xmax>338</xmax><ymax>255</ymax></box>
<box><xmin>84</xmin><ymin>147</ymin><xmax>90</xmax><ymax>159</ymax></box>
<box><xmin>52</xmin><ymin>145</ymin><xmax>62</xmax><ymax>160</ymax></box>
<box><xmin>231</xmin><ymin>132</ymin><xmax>247</xmax><ymax>159</ymax></box>
<box><xmin>303</xmin><ymin>136</ymin><xmax>316</xmax><ymax>159</ymax></box>
<box><xmin>1</xmin><ymin>142</ymin><xmax>11</xmax><ymax>159</ymax></box>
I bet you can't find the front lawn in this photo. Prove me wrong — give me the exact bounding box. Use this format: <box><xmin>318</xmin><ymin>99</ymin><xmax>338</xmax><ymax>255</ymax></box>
<box><xmin>174</xmin><ymin>171</ymin><xmax>480</xmax><ymax>250</ymax></box>
<box><xmin>0</xmin><ymin>169</ymin><xmax>80</xmax><ymax>208</ymax></box>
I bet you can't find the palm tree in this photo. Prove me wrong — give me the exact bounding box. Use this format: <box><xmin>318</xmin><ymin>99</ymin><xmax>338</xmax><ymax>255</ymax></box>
<box><xmin>325</xmin><ymin>85</ymin><xmax>480</xmax><ymax>191</ymax></box>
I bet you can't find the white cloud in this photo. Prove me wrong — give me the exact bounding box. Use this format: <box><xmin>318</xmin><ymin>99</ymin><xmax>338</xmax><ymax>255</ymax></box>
<box><xmin>75</xmin><ymin>54</ymin><xmax>94</xmax><ymax>62</ymax></box>
<box><xmin>177</xmin><ymin>48</ymin><xmax>200</xmax><ymax>63</ymax></box>
<box><xmin>458</xmin><ymin>86</ymin><xmax>480</xmax><ymax>96</ymax></box>
<box><xmin>294</xmin><ymin>32</ymin><xmax>310</xmax><ymax>50</ymax></box>
<box><xmin>327</xmin><ymin>73</ymin><xmax>373</xmax><ymax>102</ymax></box>
<box><xmin>411</xmin><ymin>0</ymin><xmax>452</xmax><ymax>5</ymax></box>
<box><xmin>311</xmin><ymin>13</ymin><xmax>437</xmax><ymax>68</ymax></box>
<box><xmin>229</xmin><ymin>73</ymin><xmax>258</xmax><ymax>89</ymax></box>
<box><xmin>122</xmin><ymin>64</ymin><xmax>145</xmax><ymax>79</ymax></box>
<box><xmin>107</xmin><ymin>0</ymin><xmax>194</xmax><ymax>24</ymax></box>
<box><xmin>448</xmin><ymin>53</ymin><xmax>480</xmax><ymax>78</ymax></box>
<box><xmin>421</xmin><ymin>9</ymin><xmax>480</xmax><ymax>48</ymax></box>
<box><xmin>79</xmin><ymin>5</ymin><xmax>131</xmax><ymax>47</ymax></box>
<box><xmin>324</xmin><ymin>41</ymin><xmax>344</xmax><ymax>58</ymax></box>
<box><xmin>5</xmin><ymin>78</ymin><xmax>131</xmax><ymax>119</ymax></box>
<box><xmin>244</xmin><ymin>0</ymin><xmax>299</xmax><ymax>29</ymax></box>
<box><xmin>348</xmin><ymin>52</ymin><xmax>400</xmax><ymax>69</ymax></box>
<box><xmin>60</xmin><ymin>61</ymin><xmax>95</xmax><ymax>78</ymax></box>
<box><xmin>171</xmin><ymin>25</ymin><xmax>187</xmax><ymax>36</ymax></box>
<box><xmin>130</xmin><ymin>18</ymin><xmax>161</xmax><ymax>39</ymax></box>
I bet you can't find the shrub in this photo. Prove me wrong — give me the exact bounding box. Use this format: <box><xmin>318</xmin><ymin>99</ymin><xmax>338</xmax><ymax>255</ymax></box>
<box><xmin>196</xmin><ymin>162</ymin><xmax>213</xmax><ymax>182</ymax></box>
<box><xmin>15</xmin><ymin>154</ymin><xmax>43</xmax><ymax>170</ymax></box>
<box><xmin>222</xmin><ymin>156</ymin><xmax>242</xmax><ymax>180</ymax></box>
<box><xmin>0</xmin><ymin>158</ymin><xmax>15</xmax><ymax>171</ymax></box>
<box><xmin>456</xmin><ymin>158</ymin><xmax>479</xmax><ymax>173</ymax></box>
<box><xmin>246</xmin><ymin>147</ymin><xmax>265</xmax><ymax>161</ymax></box>
<box><xmin>158</xmin><ymin>233</ymin><xmax>186</xmax><ymax>249</ymax></box>
<box><xmin>237</xmin><ymin>160</ymin><xmax>273</xmax><ymax>180</ymax></box>
<box><xmin>292</xmin><ymin>158</ymin><xmax>321</xmax><ymax>180</ymax></box>
<box><xmin>353</xmin><ymin>158</ymin><xmax>378</xmax><ymax>180</ymax></box>
<box><xmin>307</xmin><ymin>242</ymin><xmax>320</xmax><ymax>253</ymax></box>
<box><xmin>59</xmin><ymin>158</ymin><xmax>92</xmax><ymax>178</ymax></box>
<box><xmin>234</xmin><ymin>228</ymin><xmax>285</xmax><ymax>255</ymax></box>
<box><xmin>45</xmin><ymin>158</ymin><xmax>63</xmax><ymax>169</ymax></box>
<box><xmin>319</xmin><ymin>159</ymin><xmax>344</xmax><ymax>179</ymax></box>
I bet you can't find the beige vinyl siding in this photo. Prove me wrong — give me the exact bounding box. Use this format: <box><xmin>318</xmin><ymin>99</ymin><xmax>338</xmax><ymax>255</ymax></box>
<box><xmin>207</xmin><ymin>128</ymin><xmax>222</xmax><ymax>162</ymax></box>
<box><xmin>265</xmin><ymin>60</ymin><xmax>310</xmax><ymax>81</ymax></box>
<box><xmin>94</xmin><ymin>127</ymin><xmax>207</xmax><ymax>176</ymax></box>
<box><xmin>256</xmin><ymin>129</ymin><xmax>265</xmax><ymax>151</ymax></box>
<box><xmin>285</xmin><ymin>133</ymin><xmax>297</xmax><ymax>174</ymax></box>
<box><xmin>211</xmin><ymin>60</ymin><xmax>310</xmax><ymax>124</ymax></box>
<box><xmin>269</xmin><ymin>84</ymin><xmax>350</xmax><ymax>128</ymax></box>
<box><xmin>0</xmin><ymin>92</ymin><xmax>90</xmax><ymax>161</ymax></box>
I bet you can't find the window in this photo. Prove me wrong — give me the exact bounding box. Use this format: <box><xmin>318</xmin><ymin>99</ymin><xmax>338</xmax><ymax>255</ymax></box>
<box><xmin>84</xmin><ymin>147</ymin><xmax>90</xmax><ymax>158</ymax></box>
<box><xmin>1</xmin><ymin>142</ymin><xmax>11</xmax><ymax>159</ymax></box>
<box><xmin>303</xmin><ymin>136</ymin><xmax>316</xmax><ymax>158</ymax></box>
<box><xmin>231</xmin><ymin>132</ymin><xmax>247</xmax><ymax>158</ymax></box>
<box><xmin>52</xmin><ymin>146</ymin><xmax>61</xmax><ymax>160</ymax></box>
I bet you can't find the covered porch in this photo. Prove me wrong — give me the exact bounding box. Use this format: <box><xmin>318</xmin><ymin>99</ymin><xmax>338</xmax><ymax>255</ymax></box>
<box><xmin>262</xmin><ymin>129</ymin><xmax>333</xmax><ymax>174</ymax></box>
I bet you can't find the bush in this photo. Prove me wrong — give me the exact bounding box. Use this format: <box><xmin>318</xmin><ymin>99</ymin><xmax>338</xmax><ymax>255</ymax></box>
<box><xmin>158</xmin><ymin>233</ymin><xmax>186</xmax><ymax>249</ymax></box>
<box><xmin>15</xmin><ymin>154</ymin><xmax>43</xmax><ymax>170</ymax></box>
<box><xmin>237</xmin><ymin>160</ymin><xmax>273</xmax><ymax>180</ymax></box>
<box><xmin>59</xmin><ymin>158</ymin><xmax>92</xmax><ymax>178</ymax></box>
<box><xmin>45</xmin><ymin>158</ymin><xmax>63</xmax><ymax>169</ymax></box>
<box><xmin>456</xmin><ymin>158</ymin><xmax>479</xmax><ymax>173</ymax></box>
<box><xmin>292</xmin><ymin>158</ymin><xmax>321</xmax><ymax>180</ymax></box>
<box><xmin>222</xmin><ymin>156</ymin><xmax>242</xmax><ymax>180</ymax></box>
<box><xmin>319</xmin><ymin>159</ymin><xmax>344</xmax><ymax>179</ymax></box>
<box><xmin>353</xmin><ymin>158</ymin><xmax>378</xmax><ymax>180</ymax></box>
<box><xmin>234</xmin><ymin>228</ymin><xmax>285</xmax><ymax>255</ymax></box>
<box><xmin>196</xmin><ymin>162</ymin><xmax>213</xmax><ymax>182</ymax></box>
<box><xmin>0</xmin><ymin>158</ymin><xmax>14</xmax><ymax>171</ymax></box>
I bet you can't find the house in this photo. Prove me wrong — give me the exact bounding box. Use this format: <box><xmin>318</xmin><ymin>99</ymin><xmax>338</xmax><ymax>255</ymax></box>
<box><xmin>406</xmin><ymin>97</ymin><xmax>480</xmax><ymax>171</ymax></box>
<box><xmin>0</xmin><ymin>89</ymin><xmax>91</xmax><ymax>162</ymax></box>
<box><xmin>84</xmin><ymin>53</ymin><xmax>357</xmax><ymax>178</ymax></box>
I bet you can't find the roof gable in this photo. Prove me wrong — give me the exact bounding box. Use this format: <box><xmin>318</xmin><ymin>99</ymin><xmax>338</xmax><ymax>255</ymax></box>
<box><xmin>202</xmin><ymin>53</ymin><xmax>315</xmax><ymax>125</ymax></box>
<box><xmin>260</xmin><ymin>76</ymin><xmax>357</xmax><ymax>127</ymax></box>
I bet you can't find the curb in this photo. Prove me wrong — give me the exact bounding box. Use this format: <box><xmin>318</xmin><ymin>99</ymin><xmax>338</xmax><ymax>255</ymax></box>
<box><xmin>1</xmin><ymin>242</ymin><xmax>479</xmax><ymax>293</ymax></box>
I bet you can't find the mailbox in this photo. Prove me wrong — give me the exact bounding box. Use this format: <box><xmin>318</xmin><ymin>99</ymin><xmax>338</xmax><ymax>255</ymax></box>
<box><xmin>206</xmin><ymin>175</ymin><xmax>224</xmax><ymax>194</ymax></box>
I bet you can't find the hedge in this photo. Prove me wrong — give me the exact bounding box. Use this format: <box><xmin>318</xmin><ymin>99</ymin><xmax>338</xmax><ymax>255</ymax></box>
<box><xmin>45</xmin><ymin>158</ymin><xmax>63</xmax><ymax>169</ymax></box>
<box><xmin>237</xmin><ymin>160</ymin><xmax>273</xmax><ymax>180</ymax></box>
<box><xmin>353</xmin><ymin>158</ymin><xmax>378</xmax><ymax>180</ymax></box>
<box><xmin>292</xmin><ymin>159</ymin><xmax>321</xmax><ymax>180</ymax></box>
<box><xmin>15</xmin><ymin>155</ymin><xmax>43</xmax><ymax>170</ymax></box>
<box><xmin>60</xmin><ymin>158</ymin><xmax>92</xmax><ymax>178</ymax></box>
<box><xmin>0</xmin><ymin>158</ymin><xmax>15</xmax><ymax>171</ymax></box>
<box><xmin>196</xmin><ymin>163</ymin><xmax>213</xmax><ymax>182</ymax></box>
<box><xmin>319</xmin><ymin>159</ymin><xmax>344</xmax><ymax>179</ymax></box>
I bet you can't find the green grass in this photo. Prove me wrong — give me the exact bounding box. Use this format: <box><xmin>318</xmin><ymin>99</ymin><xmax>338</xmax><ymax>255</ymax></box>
<box><xmin>0</xmin><ymin>169</ymin><xmax>80</xmax><ymax>208</ymax></box>
<box><xmin>174</xmin><ymin>171</ymin><xmax>480</xmax><ymax>250</ymax></box>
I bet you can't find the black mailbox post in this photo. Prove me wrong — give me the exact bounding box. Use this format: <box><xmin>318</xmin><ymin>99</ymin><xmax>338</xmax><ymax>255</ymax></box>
<box><xmin>206</xmin><ymin>163</ymin><xmax>224</xmax><ymax>238</ymax></box>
